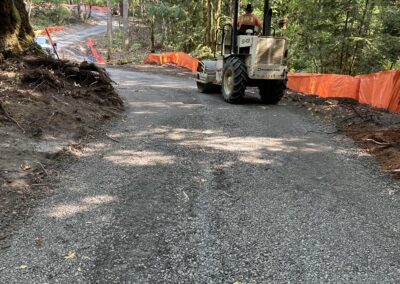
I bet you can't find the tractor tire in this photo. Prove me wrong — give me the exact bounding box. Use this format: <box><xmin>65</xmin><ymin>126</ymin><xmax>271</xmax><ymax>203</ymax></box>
<box><xmin>222</xmin><ymin>57</ymin><xmax>248</xmax><ymax>103</ymax></box>
<box><xmin>259</xmin><ymin>80</ymin><xmax>287</xmax><ymax>105</ymax></box>
<box><xmin>196</xmin><ymin>81</ymin><xmax>220</xmax><ymax>94</ymax></box>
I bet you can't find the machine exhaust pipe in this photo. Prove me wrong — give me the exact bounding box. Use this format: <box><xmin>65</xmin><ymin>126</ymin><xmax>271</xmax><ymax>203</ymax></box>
<box><xmin>263</xmin><ymin>0</ymin><xmax>272</xmax><ymax>36</ymax></box>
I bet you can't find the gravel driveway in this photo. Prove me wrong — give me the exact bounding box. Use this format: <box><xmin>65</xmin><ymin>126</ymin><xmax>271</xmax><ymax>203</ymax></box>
<box><xmin>0</xmin><ymin>69</ymin><xmax>399</xmax><ymax>283</ymax></box>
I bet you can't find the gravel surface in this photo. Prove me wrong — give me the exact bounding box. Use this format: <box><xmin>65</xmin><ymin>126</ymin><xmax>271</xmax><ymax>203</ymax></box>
<box><xmin>0</xmin><ymin>69</ymin><xmax>399</xmax><ymax>283</ymax></box>
<box><xmin>53</xmin><ymin>13</ymin><xmax>118</xmax><ymax>62</ymax></box>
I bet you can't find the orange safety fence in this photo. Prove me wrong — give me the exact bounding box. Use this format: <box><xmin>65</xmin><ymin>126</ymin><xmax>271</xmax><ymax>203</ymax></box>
<box><xmin>144</xmin><ymin>52</ymin><xmax>199</xmax><ymax>72</ymax></box>
<box><xmin>357</xmin><ymin>71</ymin><xmax>400</xmax><ymax>113</ymax></box>
<box><xmin>87</xmin><ymin>37</ymin><xmax>106</xmax><ymax>63</ymax></box>
<box><xmin>144</xmin><ymin>52</ymin><xmax>400</xmax><ymax>112</ymax></box>
<box><xmin>34</xmin><ymin>26</ymin><xmax>64</xmax><ymax>36</ymax></box>
<box><xmin>288</xmin><ymin>71</ymin><xmax>400</xmax><ymax>112</ymax></box>
<box><xmin>65</xmin><ymin>4</ymin><xmax>108</xmax><ymax>11</ymax></box>
<box><xmin>288</xmin><ymin>73</ymin><xmax>360</xmax><ymax>100</ymax></box>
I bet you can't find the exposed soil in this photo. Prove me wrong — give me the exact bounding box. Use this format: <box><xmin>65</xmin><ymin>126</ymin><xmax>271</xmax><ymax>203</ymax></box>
<box><xmin>0</xmin><ymin>50</ymin><xmax>123</xmax><ymax>249</ymax></box>
<box><xmin>284</xmin><ymin>92</ymin><xmax>400</xmax><ymax>180</ymax></box>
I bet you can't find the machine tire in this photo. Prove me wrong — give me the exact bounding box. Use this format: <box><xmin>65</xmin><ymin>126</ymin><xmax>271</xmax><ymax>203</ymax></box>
<box><xmin>259</xmin><ymin>80</ymin><xmax>287</xmax><ymax>105</ymax></box>
<box><xmin>222</xmin><ymin>57</ymin><xmax>248</xmax><ymax>103</ymax></box>
<box><xmin>196</xmin><ymin>82</ymin><xmax>220</xmax><ymax>93</ymax></box>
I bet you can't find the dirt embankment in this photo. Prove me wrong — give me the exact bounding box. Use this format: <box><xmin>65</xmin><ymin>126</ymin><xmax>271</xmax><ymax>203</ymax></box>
<box><xmin>284</xmin><ymin>92</ymin><xmax>400</xmax><ymax>180</ymax></box>
<box><xmin>0</xmin><ymin>50</ymin><xmax>123</xmax><ymax>249</ymax></box>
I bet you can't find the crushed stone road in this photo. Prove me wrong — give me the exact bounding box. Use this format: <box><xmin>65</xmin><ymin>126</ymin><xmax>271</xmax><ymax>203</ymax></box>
<box><xmin>1</xmin><ymin>69</ymin><xmax>400</xmax><ymax>283</ymax></box>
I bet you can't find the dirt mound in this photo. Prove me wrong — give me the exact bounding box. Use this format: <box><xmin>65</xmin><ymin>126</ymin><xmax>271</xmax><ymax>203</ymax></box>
<box><xmin>0</xmin><ymin>51</ymin><xmax>123</xmax><ymax>249</ymax></box>
<box><xmin>0</xmin><ymin>53</ymin><xmax>123</xmax><ymax>137</ymax></box>
<box><xmin>285</xmin><ymin>92</ymin><xmax>400</xmax><ymax>180</ymax></box>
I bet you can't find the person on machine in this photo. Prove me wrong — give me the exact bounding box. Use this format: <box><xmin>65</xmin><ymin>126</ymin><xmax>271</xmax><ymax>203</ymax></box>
<box><xmin>238</xmin><ymin>4</ymin><xmax>262</xmax><ymax>35</ymax></box>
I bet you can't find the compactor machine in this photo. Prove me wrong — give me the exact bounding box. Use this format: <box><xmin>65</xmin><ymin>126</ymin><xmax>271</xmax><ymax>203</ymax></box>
<box><xmin>195</xmin><ymin>0</ymin><xmax>288</xmax><ymax>104</ymax></box>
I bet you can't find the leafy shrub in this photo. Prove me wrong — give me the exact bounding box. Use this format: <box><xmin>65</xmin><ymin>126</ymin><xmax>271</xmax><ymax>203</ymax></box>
<box><xmin>191</xmin><ymin>45</ymin><xmax>214</xmax><ymax>60</ymax></box>
<box><xmin>31</xmin><ymin>6</ymin><xmax>73</xmax><ymax>30</ymax></box>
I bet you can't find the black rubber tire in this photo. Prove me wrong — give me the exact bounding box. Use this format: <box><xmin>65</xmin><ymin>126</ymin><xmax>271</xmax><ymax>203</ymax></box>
<box><xmin>259</xmin><ymin>80</ymin><xmax>287</xmax><ymax>105</ymax></box>
<box><xmin>196</xmin><ymin>81</ymin><xmax>220</xmax><ymax>94</ymax></box>
<box><xmin>222</xmin><ymin>57</ymin><xmax>248</xmax><ymax>103</ymax></box>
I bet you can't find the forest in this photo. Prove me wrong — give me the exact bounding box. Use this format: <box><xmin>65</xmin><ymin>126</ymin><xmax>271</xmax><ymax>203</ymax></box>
<box><xmin>1</xmin><ymin>0</ymin><xmax>400</xmax><ymax>75</ymax></box>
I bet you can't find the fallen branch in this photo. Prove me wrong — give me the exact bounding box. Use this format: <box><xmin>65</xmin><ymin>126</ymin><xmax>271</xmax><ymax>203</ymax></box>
<box><xmin>34</xmin><ymin>161</ymin><xmax>48</xmax><ymax>176</ymax></box>
<box><xmin>222</xmin><ymin>191</ymin><xmax>233</xmax><ymax>198</ymax></box>
<box><xmin>364</xmin><ymin>138</ymin><xmax>391</xmax><ymax>146</ymax></box>
<box><xmin>104</xmin><ymin>134</ymin><xmax>120</xmax><ymax>143</ymax></box>
<box><xmin>25</xmin><ymin>207</ymin><xmax>30</xmax><ymax>222</ymax></box>
<box><xmin>88</xmin><ymin>126</ymin><xmax>120</xmax><ymax>143</ymax></box>
<box><xmin>350</xmin><ymin>105</ymin><xmax>372</xmax><ymax>122</ymax></box>
<box><xmin>32</xmin><ymin>80</ymin><xmax>46</xmax><ymax>92</ymax></box>
<box><xmin>385</xmin><ymin>169</ymin><xmax>400</xmax><ymax>173</ymax></box>
<box><xmin>340</xmin><ymin>114</ymin><xmax>358</xmax><ymax>123</ymax></box>
<box><xmin>0</xmin><ymin>103</ymin><xmax>25</xmax><ymax>133</ymax></box>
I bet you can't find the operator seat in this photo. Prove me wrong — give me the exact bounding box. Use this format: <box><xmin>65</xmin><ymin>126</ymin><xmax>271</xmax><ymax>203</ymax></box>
<box><xmin>238</xmin><ymin>24</ymin><xmax>255</xmax><ymax>35</ymax></box>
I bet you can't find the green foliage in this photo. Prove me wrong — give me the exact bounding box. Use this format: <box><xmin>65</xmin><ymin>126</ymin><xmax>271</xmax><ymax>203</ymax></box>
<box><xmin>29</xmin><ymin>0</ymin><xmax>399</xmax><ymax>74</ymax></box>
<box><xmin>271</xmin><ymin>0</ymin><xmax>400</xmax><ymax>74</ymax></box>
<box><xmin>30</xmin><ymin>5</ymin><xmax>73</xmax><ymax>30</ymax></box>
<box><xmin>191</xmin><ymin>44</ymin><xmax>214</xmax><ymax>60</ymax></box>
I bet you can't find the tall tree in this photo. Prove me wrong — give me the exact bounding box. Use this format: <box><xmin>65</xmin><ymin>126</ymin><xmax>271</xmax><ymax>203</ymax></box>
<box><xmin>205</xmin><ymin>0</ymin><xmax>212</xmax><ymax>46</ymax></box>
<box><xmin>127</xmin><ymin>0</ymin><xmax>399</xmax><ymax>74</ymax></box>
<box><xmin>0</xmin><ymin>0</ymin><xmax>34</xmax><ymax>56</ymax></box>
<box><xmin>77</xmin><ymin>0</ymin><xmax>83</xmax><ymax>20</ymax></box>
<box><xmin>106</xmin><ymin>0</ymin><xmax>113</xmax><ymax>61</ymax></box>
<box><xmin>123</xmin><ymin>0</ymin><xmax>129</xmax><ymax>50</ymax></box>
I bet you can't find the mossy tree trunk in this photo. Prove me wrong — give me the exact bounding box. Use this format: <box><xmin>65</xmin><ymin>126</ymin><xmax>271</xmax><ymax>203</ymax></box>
<box><xmin>0</xmin><ymin>0</ymin><xmax>34</xmax><ymax>56</ymax></box>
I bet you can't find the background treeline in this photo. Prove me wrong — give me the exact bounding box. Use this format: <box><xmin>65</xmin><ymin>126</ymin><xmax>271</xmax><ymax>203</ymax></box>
<box><xmin>30</xmin><ymin>0</ymin><xmax>400</xmax><ymax>75</ymax></box>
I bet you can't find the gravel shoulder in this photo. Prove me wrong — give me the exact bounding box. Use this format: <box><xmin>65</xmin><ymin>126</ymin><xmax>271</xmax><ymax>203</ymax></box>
<box><xmin>0</xmin><ymin>69</ymin><xmax>399</xmax><ymax>283</ymax></box>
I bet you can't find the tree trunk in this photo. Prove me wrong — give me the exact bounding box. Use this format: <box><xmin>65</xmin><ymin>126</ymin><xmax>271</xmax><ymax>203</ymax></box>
<box><xmin>205</xmin><ymin>0</ymin><xmax>212</xmax><ymax>46</ymax></box>
<box><xmin>122</xmin><ymin>0</ymin><xmax>129</xmax><ymax>50</ymax></box>
<box><xmin>161</xmin><ymin>15</ymin><xmax>166</xmax><ymax>47</ymax></box>
<box><xmin>212</xmin><ymin>0</ymin><xmax>222</xmax><ymax>52</ymax></box>
<box><xmin>230</xmin><ymin>0</ymin><xmax>235</xmax><ymax>19</ymax></box>
<box><xmin>26</xmin><ymin>0</ymin><xmax>33</xmax><ymax>20</ymax></box>
<box><xmin>0</xmin><ymin>0</ymin><xmax>34</xmax><ymax>56</ymax></box>
<box><xmin>150</xmin><ymin>16</ymin><xmax>155</xmax><ymax>53</ymax></box>
<box><xmin>339</xmin><ymin>10</ymin><xmax>349</xmax><ymax>73</ymax></box>
<box><xmin>349</xmin><ymin>0</ymin><xmax>371</xmax><ymax>74</ymax></box>
<box><xmin>77</xmin><ymin>0</ymin><xmax>83</xmax><ymax>21</ymax></box>
<box><xmin>106</xmin><ymin>0</ymin><xmax>113</xmax><ymax>61</ymax></box>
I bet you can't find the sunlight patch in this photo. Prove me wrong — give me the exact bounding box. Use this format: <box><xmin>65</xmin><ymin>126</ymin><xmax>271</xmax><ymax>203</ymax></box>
<box><xmin>47</xmin><ymin>194</ymin><xmax>116</xmax><ymax>218</ymax></box>
<box><xmin>104</xmin><ymin>150</ymin><xmax>176</xmax><ymax>166</ymax></box>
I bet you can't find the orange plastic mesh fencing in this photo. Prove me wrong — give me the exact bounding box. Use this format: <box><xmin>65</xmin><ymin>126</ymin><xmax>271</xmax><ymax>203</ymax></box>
<box><xmin>35</xmin><ymin>26</ymin><xmax>64</xmax><ymax>36</ymax></box>
<box><xmin>144</xmin><ymin>52</ymin><xmax>199</xmax><ymax>72</ymax></box>
<box><xmin>144</xmin><ymin>52</ymin><xmax>399</xmax><ymax>112</ymax></box>
<box><xmin>356</xmin><ymin>71</ymin><xmax>400</xmax><ymax>113</ymax></box>
<box><xmin>87</xmin><ymin>37</ymin><xmax>106</xmax><ymax>63</ymax></box>
<box><xmin>65</xmin><ymin>4</ymin><xmax>108</xmax><ymax>11</ymax></box>
<box><xmin>288</xmin><ymin>71</ymin><xmax>400</xmax><ymax>113</ymax></box>
<box><xmin>288</xmin><ymin>73</ymin><xmax>360</xmax><ymax>100</ymax></box>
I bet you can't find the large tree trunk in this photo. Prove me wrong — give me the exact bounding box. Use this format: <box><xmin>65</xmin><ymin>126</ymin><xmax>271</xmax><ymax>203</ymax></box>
<box><xmin>26</xmin><ymin>0</ymin><xmax>33</xmax><ymax>20</ymax></box>
<box><xmin>77</xmin><ymin>0</ymin><xmax>83</xmax><ymax>21</ymax></box>
<box><xmin>0</xmin><ymin>0</ymin><xmax>34</xmax><ymax>56</ymax></box>
<box><xmin>205</xmin><ymin>0</ymin><xmax>212</xmax><ymax>46</ymax></box>
<box><xmin>122</xmin><ymin>0</ymin><xmax>129</xmax><ymax>50</ymax></box>
<box><xmin>106</xmin><ymin>0</ymin><xmax>113</xmax><ymax>61</ymax></box>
